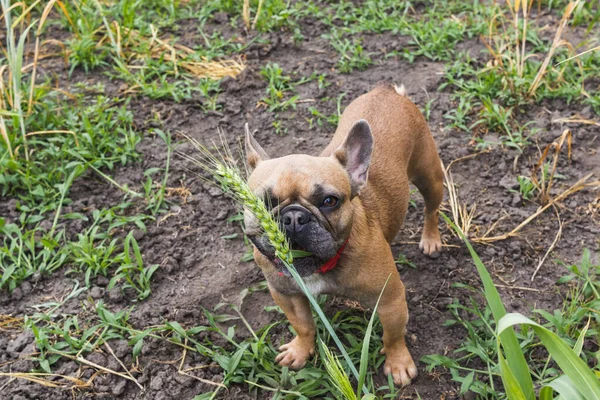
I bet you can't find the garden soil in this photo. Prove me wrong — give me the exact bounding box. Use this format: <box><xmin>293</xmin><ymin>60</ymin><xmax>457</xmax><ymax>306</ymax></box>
<box><xmin>1</xmin><ymin>11</ymin><xmax>599</xmax><ymax>400</ymax></box>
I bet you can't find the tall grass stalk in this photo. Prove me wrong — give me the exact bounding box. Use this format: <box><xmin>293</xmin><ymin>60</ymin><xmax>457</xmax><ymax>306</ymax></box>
<box><xmin>1</xmin><ymin>0</ymin><xmax>32</xmax><ymax>160</ymax></box>
<box><xmin>442</xmin><ymin>212</ymin><xmax>600</xmax><ymax>399</ymax></box>
<box><xmin>0</xmin><ymin>0</ymin><xmax>61</xmax><ymax>159</ymax></box>
<box><xmin>181</xmin><ymin>133</ymin><xmax>369</xmax><ymax>395</ymax></box>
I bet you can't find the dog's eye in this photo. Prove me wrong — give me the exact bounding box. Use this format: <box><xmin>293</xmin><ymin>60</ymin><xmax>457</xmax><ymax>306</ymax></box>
<box><xmin>322</xmin><ymin>196</ymin><xmax>339</xmax><ymax>208</ymax></box>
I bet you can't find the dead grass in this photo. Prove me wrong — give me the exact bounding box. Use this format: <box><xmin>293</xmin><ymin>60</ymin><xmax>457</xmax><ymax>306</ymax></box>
<box><xmin>481</xmin><ymin>0</ymin><xmax>583</xmax><ymax>98</ymax></box>
<box><xmin>442</xmin><ymin>163</ymin><xmax>478</xmax><ymax>239</ymax></box>
<box><xmin>531</xmin><ymin>129</ymin><xmax>572</xmax><ymax>205</ymax></box>
<box><xmin>122</xmin><ymin>27</ymin><xmax>246</xmax><ymax>80</ymax></box>
<box><xmin>0</xmin><ymin>371</ymin><xmax>90</xmax><ymax>390</ymax></box>
<box><xmin>0</xmin><ymin>315</ymin><xmax>23</xmax><ymax>333</ymax></box>
<box><xmin>443</xmin><ymin>135</ymin><xmax>598</xmax><ymax>247</ymax></box>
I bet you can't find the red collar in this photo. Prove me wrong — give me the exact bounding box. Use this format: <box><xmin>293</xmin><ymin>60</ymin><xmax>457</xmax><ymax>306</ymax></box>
<box><xmin>277</xmin><ymin>239</ymin><xmax>349</xmax><ymax>276</ymax></box>
<box><xmin>315</xmin><ymin>238</ymin><xmax>349</xmax><ymax>274</ymax></box>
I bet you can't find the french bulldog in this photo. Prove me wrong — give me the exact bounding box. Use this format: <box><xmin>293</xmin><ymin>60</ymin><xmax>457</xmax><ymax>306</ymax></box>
<box><xmin>244</xmin><ymin>82</ymin><xmax>443</xmax><ymax>386</ymax></box>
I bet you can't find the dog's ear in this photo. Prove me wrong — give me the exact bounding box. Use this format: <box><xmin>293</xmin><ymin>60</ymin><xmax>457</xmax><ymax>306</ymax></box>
<box><xmin>245</xmin><ymin>123</ymin><xmax>269</xmax><ymax>170</ymax></box>
<box><xmin>333</xmin><ymin>119</ymin><xmax>374</xmax><ymax>198</ymax></box>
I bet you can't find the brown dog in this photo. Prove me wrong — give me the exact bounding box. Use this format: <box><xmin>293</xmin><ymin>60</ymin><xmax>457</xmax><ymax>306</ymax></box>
<box><xmin>244</xmin><ymin>82</ymin><xmax>443</xmax><ymax>386</ymax></box>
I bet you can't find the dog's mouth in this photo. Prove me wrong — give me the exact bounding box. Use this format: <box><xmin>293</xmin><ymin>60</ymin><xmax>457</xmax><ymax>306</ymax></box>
<box><xmin>249</xmin><ymin>235</ymin><xmax>327</xmax><ymax>277</ymax></box>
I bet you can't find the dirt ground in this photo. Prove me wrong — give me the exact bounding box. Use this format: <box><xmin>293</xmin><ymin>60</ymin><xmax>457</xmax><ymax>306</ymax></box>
<box><xmin>1</xmin><ymin>7</ymin><xmax>600</xmax><ymax>400</ymax></box>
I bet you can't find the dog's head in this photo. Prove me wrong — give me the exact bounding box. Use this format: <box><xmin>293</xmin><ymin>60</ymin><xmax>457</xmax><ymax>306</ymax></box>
<box><xmin>244</xmin><ymin>120</ymin><xmax>374</xmax><ymax>277</ymax></box>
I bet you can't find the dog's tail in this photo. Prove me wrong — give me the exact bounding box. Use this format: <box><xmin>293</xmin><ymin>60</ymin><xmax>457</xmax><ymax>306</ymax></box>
<box><xmin>394</xmin><ymin>83</ymin><xmax>407</xmax><ymax>97</ymax></box>
<box><xmin>375</xmin><ymin>81</ymin><xmax>409</xmax><ymax>98</ymax></box>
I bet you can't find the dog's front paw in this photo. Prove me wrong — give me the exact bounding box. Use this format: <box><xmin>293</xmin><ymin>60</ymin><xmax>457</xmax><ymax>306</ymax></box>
<box><xmin>382</xmin><ymin>345</ymin><xmax>418</xmax><ymax>387</ymax></box>
<box><xmin>419</xmin><ymin>234</ymin><xmax>441</xmax><ymax>258</ymax></box>
<box><xmin>275</xmin><ymin>337</ymin><xmax>315</xmax><ymax>369</ymax></box>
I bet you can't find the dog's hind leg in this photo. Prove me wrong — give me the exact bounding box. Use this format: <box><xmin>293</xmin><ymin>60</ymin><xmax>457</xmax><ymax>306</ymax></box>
<box><xmin>409</xmin><ymin>134</ymin><xmax>444</xmax><ymax>257</ymax></box>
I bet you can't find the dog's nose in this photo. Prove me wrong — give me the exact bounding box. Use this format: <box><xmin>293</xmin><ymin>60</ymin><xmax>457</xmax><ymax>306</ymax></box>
<box><xmin>281</xmin><ymin>206</ymin><xmax>311</xmax><ymax>235</ymax></box>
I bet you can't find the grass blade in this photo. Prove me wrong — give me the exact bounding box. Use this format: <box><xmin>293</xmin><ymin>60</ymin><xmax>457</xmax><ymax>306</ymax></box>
<box><xmin>542</xmin><ymin>375</ymin><xmax>585</xmax><ymax>400</ymax></box>
<box><xmin>356</xmin><ymin>274</ymin><xmax>392</xmax><ymax>398</ymax></box>
<box><xmin>282</xmin><ymin>259</ymin><xmax>367</xmax><ymax>395</ymax></box>
<box><xmin>441</xmin><ymin>212</ymin><xmax>535</xmax><ymax>399</ymax></box>
<box><xmin>498</xmin><ymin>313</ymin><xmax>600</xmax><ymax>399</ymax></box>
<box><xmin>498</xmin><ymin>349</ymin><xmax>528</xmax><ymax>400</ymax></box>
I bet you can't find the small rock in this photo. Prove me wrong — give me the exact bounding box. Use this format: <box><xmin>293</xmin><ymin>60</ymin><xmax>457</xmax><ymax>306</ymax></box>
<box><xmin>31</xmin><ymin>272</ymin><xmax>42</xmax><ymax>283</ymax></box>
<box><xmin>208</xmin><ymin>186</ymin><xmax>222</xmax><ymax>197</ymax></box>
<box><xmin>56</xmin><ymin>361</ymin><xmax>78</xmax><ymax>375</ymax></box>
<box><xmin>20</xmin><ymin>281</ymin><xmax>32</xmax><ymax>296</ymax></box>
<box><xmin>90</xmin><ymin>286</ymin><xmax>105</xmax><ymax>299</ymax></box>
<box><xmin>107</xmin><ymin>356</ymin><xmax>121</xmax><ymax>372</ymax></box>
<box><xmin>209</xmin><ymin>362</ymin><xmax>220</xmax><ymax>374</ymax></box>
<box><xmin>155</xmin><ymin>391</ymin><xmax>171</xmax><ymax>400</ymax></box>
<box><xmin>12</xmin><ymin>359</ymin><xmax>34</xmax><ymax>372</ymax></box>
<box><xmin>499</xmin><ymin>173</ymin><xmax>518</xmax><ymax>190</ymax></box>
<box><xmin>436</xmin><ymin>297</ymin><xmax>453</xmax><ymax>308</ymax></box>
<box><xmin>96</xmin><ymin>276</ymin><xmax>110</xmax><ymax>287</ymax></box>
<box><xmin>464</xmin><ymin>391</ymin><xmax>477</xmax><ymax>400</ymax></box>
<box><xmin>446</xmin><ymin>256</ymin><xmax>458</xmax><ymax>270</ymax></box>
<box><xmin>174</xmin><ymin>373</ymin><xmax>195</xmax><ymax>387</ymax></box>
<box><xmin>162</xmin><ymin>256</ymin><xmax>179</xmax><ymax>274</ymax></box>
<box><xmin>11</xmin><ymin>287</ymin><xmax>23</xmax><ymax>301</ymax></box>
<box><xmin>108</xmin><ymin>288</ymin><xmax>123</xmax><ymax>303</ymax></box>
<box><xmin>213</xmin><ymin>11</ymin><xmax>229</xmax><ymax>24</ymax></box>
<box><xmin>150</xmin><ymin>375</ymin><xmax>164</xmax><ymax>391</ymax></box>
<box><xmin>39</xmin><ymin>220</ymin><xmax>53</xmax><ymax>232</ymax></box>
<box><xmin>112</xmin><ymin>339</ymin><xmax>130</xmax><ymax>358</ymax></box>
<box><xmin>7</xmin><ymin>331</ymin><xmax>34</xmax><ymax>356</ymax></box>
<box><xmin>215</xmin><ymin>210</ymin><xmax>229</xmax><ymax>220</ymax></box>
<box><xmin>86</xmin><ymin>352</ymin><xmax>107</xmax><ymax>368</ymax></box>
<box><xmin>511</xmin><ymin>193</ymin><xmax>521</xmax><ymax>206</ymax></box>
<box><xmin>132</xmin><ymin>229</ymin><xmax>145</xmax><ymax>241</ymax></box>
<box><xmin>112</xmin><ymin>379</ymin><xmax>127</xmax><ymax>396</ymax></box>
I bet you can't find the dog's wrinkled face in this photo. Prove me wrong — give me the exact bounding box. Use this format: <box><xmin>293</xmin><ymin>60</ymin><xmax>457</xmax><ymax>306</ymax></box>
<box><xmin>244</xmin><ymin>120</ymin><xmax>373</xmax><ymax>277</ymax></box>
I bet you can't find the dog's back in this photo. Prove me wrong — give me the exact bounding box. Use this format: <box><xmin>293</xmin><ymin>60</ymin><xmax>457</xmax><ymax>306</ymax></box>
<box><xmin>321</xmin><ymin>82</ymin><xmax>442</xmax><ymax>244</ymax></box>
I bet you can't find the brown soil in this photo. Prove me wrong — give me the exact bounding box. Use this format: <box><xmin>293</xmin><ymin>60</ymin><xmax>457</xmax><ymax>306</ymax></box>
<box><xmin>1</xmin><ymin>8</ymin><xmax>599</xmax><ymax>400</ymax></box>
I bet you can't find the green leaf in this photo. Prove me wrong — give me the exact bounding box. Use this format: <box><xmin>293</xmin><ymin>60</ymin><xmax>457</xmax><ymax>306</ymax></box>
<box><xmin>226</xmin><ymin>344</ymin><xmax>247</xmax><ymax>375</ymax></box>
<box><xmin>290</xmin><ymin>249</ymin><xmax>313</xmax><ymax>258</ymax></box>
<box><xmin>356</xmin><ymin>274</ymin><xmax>391</xmax><ymax>398</ymax></box>
<box><xmin>460</xmin><ymin>371</ymin><xmax>475</xmax><ymax>395</ymax></box>
<box><xmin>39</xmin><ymin>358</ymin><xmax>51</xmax><ymax>374</ymax></box>
<box><xmin>498</xmin><ymin>313</ymin><xmax>600</xmax><ymax>400</ymax></box>
<box><xmin>441</xmin><ymin>212</ymin><xmax>535</xmax><ymax>399</ymax></box>
<box><xmin>132</xmin><ymin>337</ymin><xmax>144</xmax><ymax>359</ymax></box>
<box><xmin>573</xmin><ymin>318</ymin><xmax>590</xmax><ymax>357</ymax></box>
<box><xmin>498</xmin><ymin>349</ymin><xmax>528</xmax><ymax>400</ymax></box>
<box><xmin>542</xmin><ymin>375</ymin><xmax>585</xmax><ymax>400</ymax></box>
<box><xmin>166</xmin><ymin>321</ymin><xmax>187</xmax><ymax>338</ymax></box>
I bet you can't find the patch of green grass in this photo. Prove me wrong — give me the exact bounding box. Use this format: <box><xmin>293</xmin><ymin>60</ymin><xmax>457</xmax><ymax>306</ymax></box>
<box><xmin>394</xmin><ymin>253</ymin><xmax>416</xmax><ymax>269</ymax></box>
<box><xmin>23</xmin><ymin>280</ymin><xmax>401</xmax><ymax>398</ymax></box>
<box><xmin>1</xmin><ymin>93</ymin><xmax>141</xmax><ymax>216</ymax></box>
<box><xmin>307</xmin><ymin>93</ymin><xmax>346</xmax><ymax>128</ymax></box>
<box><xmin>260</xmin><ymin>63</ymin><xmax>300</xmax><ymax>112</ymax></box>
<box><xmin>111</xmin><ymin>57</ymin><xmax>200</xmax><ymax>102</ymax></box>
<box><xmin>0</xmin><ymin>220</ymin><xmax>68</xmax><ymax>292</ymax></box>
<box><xmin>108</xmin><ymin>232</ymin><xmax>159</xmax><ymax>301</ymax></box>
<box><xmin>514</xmin><ymin>175</ymin><xmax>536</xmax><ymax>201</ymax></box>
<box><xmin>438</xmin><ymin>2</ymin><xmax>600</xmax><ymax>149</ymax></box>
<box><xmin>423</xmin><ymin>246</ymin><xmax>600</xmax><ymax>399</ymax></box>
<box><xmin>69</xmin><ymin>225</ymin><xmax>124</xmax><ymax>287</ymax></box>
<box><xmin>324</xmin><ymin>35</ymin><xmax>373</xmax><ymax>73</ymax></box>
<box><xmin>400</xmin><ymin>17</ymin><xmax>467</xmax><ymax>62</ymax></box>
